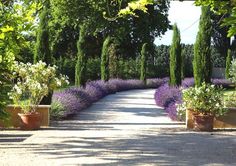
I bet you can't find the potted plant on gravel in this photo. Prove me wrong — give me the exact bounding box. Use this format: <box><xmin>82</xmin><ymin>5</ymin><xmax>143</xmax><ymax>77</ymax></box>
<box><xmin>181</xmin><ymin>82</ymin><xmax>227</xmax><ymax>131</ymax></box>
<box><xmin>8</xmin><ymin>61</ymin><xmax>69</xmax><ymax>130</ymax></box>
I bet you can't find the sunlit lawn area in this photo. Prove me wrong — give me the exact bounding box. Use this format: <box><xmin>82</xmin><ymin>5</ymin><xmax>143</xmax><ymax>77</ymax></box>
<box><xmin>224</xmin><ymin>88</ymin><xmax>236</xmax><ymax>107</ymax></box>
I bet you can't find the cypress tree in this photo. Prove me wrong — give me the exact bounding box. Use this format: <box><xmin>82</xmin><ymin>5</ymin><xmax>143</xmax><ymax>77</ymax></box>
<box><xmin>226</xmin><ymin>49</ymin><xmax>232</xmax><ymax>79</ymax></box>
<box><xmin>140</xmin><ymin>43</ymin><xmax>148</xmax><ymax>84</ymax></box>
<box><xmin>109</xmin><ymin>38</ymin><xmax>121</xmax><ymax>78</ymax></box>
<box><xmin>34</xmin><ymin>2</ymin><xmax>51</xmax><ymax>64</ymax></box>
<box><xmin>193</xmin><ymin>6</ymin><xmax>212</xmax><ymax>87</ymax></box>
<box><xmin>101</xmin><ymin>36</ymin><xmax>112</xmax><ymax>81</ymax></box>
<box><xmin>181</xmin><ymin>48</ymin><xmax>185</xmax><ymax>80</ymax></box>
<box><xmin>75</xmin><ymin>25</ymin><xmax>88</xmax><ymax>86</ymax></box>
<box><xmin>169</xmin><ymin>23</ymin><xmax>182</xmax><ymax>86</ymax></box>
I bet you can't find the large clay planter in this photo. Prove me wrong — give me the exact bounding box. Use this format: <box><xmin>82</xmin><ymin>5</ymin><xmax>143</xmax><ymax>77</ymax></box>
<box><xmin>0</xmin><ymin>105</ymin><xmax>50</xmax><ymax>128</ymax></box>
<box><xmin>193</xmin><ymin>114</ymin><xmax>214</xmax><ymax>132</ymax></box>
<box><xmin>187</xmin><ymin>108</ymin><xmax>236</xmax><ymax>129</ymax></box>
<box><xmin>18</xmin><ymin>112</ymin><xmax>41</xmax><ymax>130</ymax></box>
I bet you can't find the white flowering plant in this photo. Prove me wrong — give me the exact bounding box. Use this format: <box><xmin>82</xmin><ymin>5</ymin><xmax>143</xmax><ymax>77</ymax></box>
<box><xmin>8</xmin><ymin>61</ymin><xmax>69</xmax><ymax>114</ymax></box>
<box><xmin>176</xmin><ymin>103</ymin><xmax>186</xmax><ymax>121</ymax></box>
<box><xmin>181</xmin><ymin>82</ymin><xmax>227</xmax><ymax>116</ymax></box>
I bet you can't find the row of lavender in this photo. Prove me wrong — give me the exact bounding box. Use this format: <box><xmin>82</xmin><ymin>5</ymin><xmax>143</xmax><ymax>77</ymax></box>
<box><xmin>154</xmin><ymin>78</ymin><xmax>233</xmax><ymax>121</ymax></box>
<box><xmin>51</xmin><ymin>78</ymin><xmax>169</xmax><ymax>119</ymax></box>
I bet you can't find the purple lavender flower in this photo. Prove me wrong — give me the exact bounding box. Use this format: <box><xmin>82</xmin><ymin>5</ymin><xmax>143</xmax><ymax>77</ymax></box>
<box><xmin>165</xmin><ymin>102</ymin><xmax>178</xmax><ymax>121</ymax></box>
<box><xmin>51</xmin><ymin>91</ymin><xmax>82</xmax><ymax>118</ymax></box>
<box><xmin>108</xmin><ymin>79</ymin><xmax>145</xmax><ymax>91</ymax></box>
<box><xmin>146</xmin><ymin>77</ymin><xmax>169</xmax><ymax>88</ymax></box>
<box><xmin>65</xmin><ymin>87</ymin><xmax>92</xmax><ymax>108</ymax></box>
<box><xmin>154</xmin><ymin>84</ymin><xmax>182</xmax><ymax>108</ymax></box>
<box><xmin>85</xmin><ymin>80</ymin><xmax>108</xmax><ymax>102</ymax></box>
<box><xmin>182</xmin><ymin>77</ymin><xmax>195</xmax><ymax>88</ymax></box>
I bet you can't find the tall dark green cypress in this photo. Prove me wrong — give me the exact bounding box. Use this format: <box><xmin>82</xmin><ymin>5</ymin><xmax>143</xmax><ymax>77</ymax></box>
<box><xmin>181</xmin><ymin>48</ymin><xmax>185</xmax><ymax>80</ymax></box>
<box><xmin>169</xmin><ymin>23</ymin><xmax>182</xmax><ymax>86</ymax></box>
<box><xmin>140</xmin><ymin>43</ymin><xmax>148</xmax><ymax>84</ymax></box>
<box><xmin>101</xmin><ymin>36</ymin><xmax>112</xmax><ymax>81</ymax></box>
<box><xmin>109</xmin><ymin>38</ymin><xmax>121</xmax><ymax>79</ymax></box>
<box><xmin>225</xmin><ymin>49</ymin><xmax>232</xmax><ymax>79</ymax></box>
<box><xmin>193</xmin><ymin>6</ymin><xmax>212</xmax><ymax>87</ymax></box>
<box><xmin>75</xmin><ymin>25</ymin><xmax>88</xmax><ymax>86</ymax></box>
<box><xmin>34</xmin><ymin>2</ymin><xmax>51</xmax><ymax>64</ymax></box>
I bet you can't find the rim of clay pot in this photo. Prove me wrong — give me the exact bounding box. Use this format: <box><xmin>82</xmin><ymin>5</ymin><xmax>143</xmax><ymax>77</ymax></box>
<box><xmin>18</xmin><ymin>112</ymin><xmax>40</xmax><ymax>116</ymax></box>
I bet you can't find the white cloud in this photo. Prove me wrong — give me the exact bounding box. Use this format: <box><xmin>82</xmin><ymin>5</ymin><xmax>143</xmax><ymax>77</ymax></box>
<box><xmin>155</xmin><ymin>1</ymin><xmax>201</xmax><ymax>45</ymax></box>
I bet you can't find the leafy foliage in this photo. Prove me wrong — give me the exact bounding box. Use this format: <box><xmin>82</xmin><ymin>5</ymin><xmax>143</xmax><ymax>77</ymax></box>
<box><xmin>0</xmin><ymin>1</ymin><xmax>37</xmax><ymax>120</ymax></box>
<box><xmin>8</xmin><ymin>61</ymin><xmax>69</xmax><ymax>113</ymax></box>
<box><xmin>182</xmin><ymin>82</ymin><xmax>226</xmax><ymax>116</ymax></box>
<box><xmin>226</xmin><ymin>49</ymin><xmax>232</xmax><ymax>79</ymax></box>
<box><xmin>34</xmin><ymin>2</ymin><xmax>51</xmax><ymax>64</ymax></box>
<box><xmin>211</xmin><ymin>13</ymin><xmax>230</xmax><ymax>60</ymax></box>
<box><xmin>195</xmin><ymin>0</ymin><xmax>236</xmax><ymax>37</ymax></box>
<box><xmin>229</xmin><ymin>59</ymin><xmax>236</xmax><ymax>85</ymax></box>
<box><xmin>50</xmin><ymin>0</ymin><xmax>170</xmax><ymax>59</ymax></box>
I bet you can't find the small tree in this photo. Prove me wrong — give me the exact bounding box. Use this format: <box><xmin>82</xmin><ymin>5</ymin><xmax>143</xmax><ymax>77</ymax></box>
<box><xmin>181</xmin><ymin>47</ymin><xmax>185</xmax><ymax>80</ymax></box>
<box><xmin>140</xmin><ymin>43</ymin><xmax>148</xmax><ymax>84</ymax></box>
<box><xmin>193</xmin><ymin>6</ymin><xmax>212</xmax><ymax>87</ymax></box>
<box><xmin>34</xmin><ymin>2</ymin><xmax>51</xmax><ymax>64</ymax></box>
<box><xmin>169</xmin><ymin>23</ymin><xmax>182</xmax><ymax>86</ymax></box>
<box><xmin>101</xmin><ymin>36</ymin><xmax>112</xmax><ymax>81</ymax></box>
<box><xmin>109</xmin><ymin>38</ymin><xmax>121</xmax><ymax>79</ymax></box>
<box><xmin>75</xmin><ymin>25</ymin><xmax>88</xmax><ymax>86</ymax></box>
<box><xmin>225</xmin><ymin>49</ymin><xmax>232</xmax><ymax>79</ymax></box>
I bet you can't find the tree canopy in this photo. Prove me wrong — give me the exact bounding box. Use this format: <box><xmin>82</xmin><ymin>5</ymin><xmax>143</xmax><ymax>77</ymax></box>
<box><xmin>50</xmin><ymin>0</ymin><xmax>170</xmax><ymax>58</ymax></box>
<box><xmin>195</xmin><ymin>0</ymin><xmax>236</xmax><ymax>37</ymax></box>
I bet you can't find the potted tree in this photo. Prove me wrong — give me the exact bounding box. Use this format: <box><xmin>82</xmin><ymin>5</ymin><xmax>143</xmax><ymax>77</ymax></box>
<box><xmin>8</xmin><ymin>61</ymin><xmax>69</xmax><ymax>130</ymax></box>
<box><xmin>182</xmin><ymin>82</ymin><xmax>227</xmax><ymax>131</ymax></box>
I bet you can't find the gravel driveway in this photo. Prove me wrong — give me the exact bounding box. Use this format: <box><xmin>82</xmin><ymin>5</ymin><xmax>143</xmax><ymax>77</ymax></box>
<box><xmin>1</xmin><ymin>89</ymin><xmax>236</xmax><ymax>166</ymax></box>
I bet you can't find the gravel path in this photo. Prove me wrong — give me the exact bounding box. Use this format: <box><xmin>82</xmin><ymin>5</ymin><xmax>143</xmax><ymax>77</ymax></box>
<box><xmin>1</xmin><ymin>89</ymin><xmax>236</xmax><ymax>166</ymax></box>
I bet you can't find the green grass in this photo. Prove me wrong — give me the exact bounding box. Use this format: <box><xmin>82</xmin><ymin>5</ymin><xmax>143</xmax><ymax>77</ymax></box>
<box><xmin>224</xmin><ymin>89</ymin><xmax>236</xmax><ymax>97</ymax></box>
<box><xmin>223</xmin><ymin>89</ymin><xmax>236</xmax><ymax>107</ymax></box>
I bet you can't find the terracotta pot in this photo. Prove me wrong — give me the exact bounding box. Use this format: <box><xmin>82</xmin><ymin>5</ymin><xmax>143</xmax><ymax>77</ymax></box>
<box><xmin>18</xmin><ymin>112</ymin><xmax>41</xmax><ymax>130</ymax></box>
<box><xmin>193</xmin><ymin>114</ymin><xmax>214</xmax><ymax>132</ymax></box>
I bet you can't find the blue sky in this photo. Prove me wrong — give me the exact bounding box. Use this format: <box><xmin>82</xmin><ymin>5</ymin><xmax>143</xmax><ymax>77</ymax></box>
<box><xmin>154</xmin><ymin>1</ymin><xmax>201</xmax><ymax>46</ymax></box>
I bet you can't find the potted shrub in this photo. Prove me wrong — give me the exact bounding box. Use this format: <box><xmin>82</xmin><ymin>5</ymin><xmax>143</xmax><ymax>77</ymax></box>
<box><xmin>181</xmin><ymin>82</ymin><xmax>227</xmax><ymax>131</ymax></box>
<box><xmin>8</xmin><ymin>61</ymin><xmax>69</xmax><ymax>130</ymax></box>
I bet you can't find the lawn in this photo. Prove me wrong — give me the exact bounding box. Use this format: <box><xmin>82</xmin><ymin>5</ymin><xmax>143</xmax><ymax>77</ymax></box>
<box><xmin>224</xmin><ymin>89</ymin><xmax>236</xmax><ymax>107</ymax></box>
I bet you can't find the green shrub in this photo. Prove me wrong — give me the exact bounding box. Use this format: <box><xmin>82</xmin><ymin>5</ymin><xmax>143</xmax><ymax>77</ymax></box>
<box><xmin>182</xmin><ymin>82</ymin><xmax>226</xmax><ymax>116</ymax></box>
<box><xmin>34</xmin><ymin>2</ymin><xmax>52</xmax><ymax>64</ymax></box>
<box><xmin>226</xmin><ymin>49</ymin><xmax>232</xmax><ymax>79</ymax></box>
<box><xmin>86</xmin><ymin>58</ymin><xmax>101</xmax><ymax>81</ymax></box>
<box><xmin>50</xmin><ymin>101</ymin><xmax>65</xmax><ymax>120</ymax></box>
<box><xmin>229</xmin><ymin>59</ymin><xmax>236</xmax><ymax>84</ymax></box>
